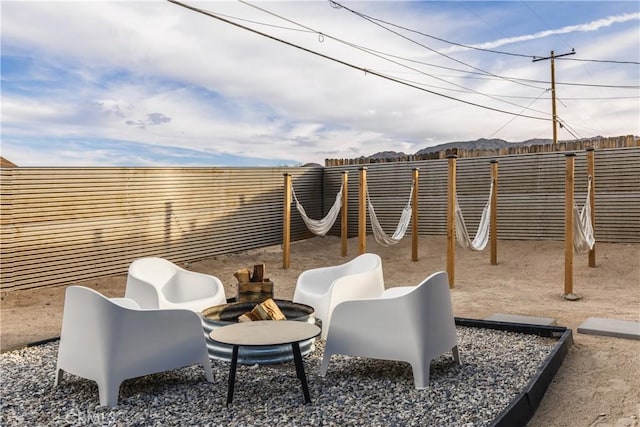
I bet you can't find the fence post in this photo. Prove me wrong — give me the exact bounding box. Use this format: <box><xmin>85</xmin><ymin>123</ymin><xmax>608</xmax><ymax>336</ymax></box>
<box><xmin>587</xmin><ymin>148</ymin><xmax>596</xmax><ymax>268</ymax></box>
<box><xmin>282</xmin><ymin>173</ymin><xmax>291</xmax><ymax>269</ymax></box>
<box><xmin>490</xmin><ymin>160</ymin><xmax>499</xmax><ymax>265</ymax></box>
<box><xmin>564</xmin><ymin>153</ymin><xmax>580</xmax><ymax>300</ymax></box>
<box><xmin>359</xmin><ymin>167</ymin><xmax>367</xmax><ymax>255</ymax></box>
<box><xmin>341</xmin><ymin>171</ymin><xmax>348</xmax><ymax>257</ymax></box>
<box><xmin>447</xmin><ymin>155</ymin><xmax>457</xmax><ymax>288</ymax></box>
<box><xmin>412</xmin><ymin>168</ymin><xmax>419</xmax><ymax>262</ymax></box>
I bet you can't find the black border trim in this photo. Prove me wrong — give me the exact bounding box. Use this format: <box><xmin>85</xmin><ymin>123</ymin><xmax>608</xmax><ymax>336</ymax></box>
<box><xmin>15</xmin><ymin>317</ymin><xmax>573</xmax><ymax>426</ymax></box>
<box><xmin>455</xmin><ymin>317</ymin><xmax>573</xmax><ymax>427</ymax></box>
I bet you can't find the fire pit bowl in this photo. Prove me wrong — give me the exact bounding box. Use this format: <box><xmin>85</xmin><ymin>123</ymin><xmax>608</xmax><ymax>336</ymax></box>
<box><xmin>201</xmin><ymin>299</ymin><xmax>317</xmax><ymax>365</ymax></box>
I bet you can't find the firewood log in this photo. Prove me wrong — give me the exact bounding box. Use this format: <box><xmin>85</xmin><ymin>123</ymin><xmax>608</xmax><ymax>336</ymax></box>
<box><xmin>233</xmin><ymin>268</ymin><xmax>251</xmax><ymax>284</ymax></box>
<box><xmin>237</xmin><ymin>298</ymin><xmax>286</xmax><ymax>322</ymax></box>
<box><xmin>250</xmin><ymin>264</ymin><xmax>265</xmax><ymax>282</ymax></box>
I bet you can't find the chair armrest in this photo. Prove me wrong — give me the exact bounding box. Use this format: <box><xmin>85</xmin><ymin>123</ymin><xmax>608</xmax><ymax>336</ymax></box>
<box><xmin>111</xmin><ymin>307</ymin><xmax>207</xmax><ymax>378</ymax></box>
<box><xmin>330</xmin><ymin>296</ymin><xmax>410</xmax><ymax>333</ymax></box>
<box><xmin>297</xmin><ymin>265</ymin><xmax>343</xmax><ymax>287</ymax></box>
<box><xmin>110</xmin><ymin>298</ymin><xmax>141</xmax><ymax>309</ymax></box>
<box><xmin>380</xmin><ymin>286</ymin><xmax>415</xmax><ymax>299</ymax></box>
<box><xmin>166</xmin><ymin>270</ymin><xmax>226</xmax><ymax>304</ymax></box>
<box><xmin>125</xmin><ymin>274</ymin><xmax>165</xmax><ymax>309</ymax></box>
<box><xmin>325</xmin><ymin>296</ymin><xmax>416</xmax><ymax>360</ymax></box>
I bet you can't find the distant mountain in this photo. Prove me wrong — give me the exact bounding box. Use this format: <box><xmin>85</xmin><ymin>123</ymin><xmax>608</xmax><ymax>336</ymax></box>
<box><xmin>365</xmin><ymin>150</ymin><xmax>408</xmax><ymax>160</ymax></box>
<box><xmin>414</xmin><ymin>138</ymin><xmax>552</xmax><ymax>155</ymax></box>
<box><xmin>366</xmin><ymin>137</ymin><xmax>600</xmax><ymax>159</ymax></box>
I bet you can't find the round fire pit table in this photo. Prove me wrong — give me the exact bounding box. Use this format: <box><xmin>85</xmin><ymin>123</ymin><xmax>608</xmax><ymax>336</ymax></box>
<box><xmin>210</xmin><ymin>320</ymin><xmax>321</xmax><ymax>405</ymax></box>
<box><xmin>201</xmin><ymin>299</ymin><xmax>317</xmax><ymax>365</ymax></box>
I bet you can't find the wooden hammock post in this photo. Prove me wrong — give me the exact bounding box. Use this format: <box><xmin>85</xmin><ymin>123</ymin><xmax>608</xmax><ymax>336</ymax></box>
<box><xmin>564</xmin><ymin>153</ymin><xmax>580</xmax><ymax>300</ymax></box>
<box><xmin>446</xmin><ymin>155</ymin><xmax>457</xmax><ymax>288</ymax></box>
<box><xmin>490</xmin><ymin>160</ymin><xmax>499</xmax><ymax>265</ymax></box>
<box><xmin>587</xmin><ymin>147</ymin><xmax>596</xmax><ymax>268</ymax></box>
<box><xmin>358</xmin><ymin>167</ymin><xmax>367</xmax><ymax>255</ymax></box>
<box><xmin>411</xmin><ymin>168</ymin><xmax>419</xmax><ymax>262</ymax></box>
<box><xmin>341</xmin><ymin>171</ymin><xmax>349</xmax><ymax>257</ymax></box>
<box><xmin>282</xmin><ymin>173</ymin><xmax>291</xmax><ymax>269</ymax></box>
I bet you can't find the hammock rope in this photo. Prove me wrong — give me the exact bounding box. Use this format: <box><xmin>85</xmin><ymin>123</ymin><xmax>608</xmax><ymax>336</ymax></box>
<box><xmin>455</xmin><ymin>179</ymin><xmax>494</xmax><ymax>251</ymax></box>
<box><xmin>573</xmin><ymin>175</ymin><xmax>595</xmax><ymax>253</ymax></box>
<box><xmin>366</xmin><ymin>183</ymin><xmax>414</xmax><ymax>247</ymax></box>
<box><xmin>291</xmin><ymin>183</ymin><xmax>343</xmax><ymax>236</ymax></box>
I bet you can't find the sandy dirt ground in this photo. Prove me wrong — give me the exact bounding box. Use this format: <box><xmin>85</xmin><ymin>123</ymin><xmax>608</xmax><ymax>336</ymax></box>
<box><xmin>1</xmin><ymin>236</ymin><xmax>639</xmax><ymax>426</ymax></box>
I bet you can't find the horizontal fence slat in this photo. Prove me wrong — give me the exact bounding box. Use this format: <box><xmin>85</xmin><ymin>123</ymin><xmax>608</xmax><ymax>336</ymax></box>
<box><xmin>1</xmin><ymin>145</ymin><xmax>639</xmax><ymax>291</ymax></box>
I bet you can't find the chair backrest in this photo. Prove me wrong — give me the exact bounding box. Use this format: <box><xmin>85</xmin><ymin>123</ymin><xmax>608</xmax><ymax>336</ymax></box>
<box><xmin>161</xmin><ymin>269</ymin><xmax>220</xmax><ymax>304</ymax></box>
<box><xmin>128</xmin><ymin>257</ymin><xmax>178</xmax><ymax>287</ymax></box>
<box><xmin>341</xmin><ymin>253</ymin><xmax>382</xmax><ymax>275</ymax></box>
<box><xmin>58</xmin><ymin>285</ymin><xmax>209</xmax><ymax>403</ymax></box>
<box><xmin>58</xmin><ymin>286</ymin><xmax>124</xmax><ymax>379</ymax></box>
<box><xmin>126</xmin><ymin>257</ymin><xmax>179</xmax><ymax>308</ymax></box>
<box><xmin>332</xmin><ymin>253</ymin><xmax>385</xmax><ymax>296</ymax></box>
<box><xmin>323</xmin><ymin>253</ymin><xmax>385</xmax><ymax>337</ymax></box>
<box><xmin>396</xmin><ymin>272</ymin><xmax>457</xmax><ymax>353</ymax></box>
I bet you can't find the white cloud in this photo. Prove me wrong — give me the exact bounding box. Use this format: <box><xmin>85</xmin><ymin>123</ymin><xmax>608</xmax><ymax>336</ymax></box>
<box><xmin>448</xmin><ymin>12</ymin><xmax>640</xmax><ymax>52</ymax></box>
<box><xmin>1</xmin><ymin>1</ymin><xmax>638</xmax><ymax>166</ymax></box>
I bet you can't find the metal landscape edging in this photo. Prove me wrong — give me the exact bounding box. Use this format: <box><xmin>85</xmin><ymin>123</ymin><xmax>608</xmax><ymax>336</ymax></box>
<box><xmin>454</xmin><ymin>317</ymin><xmax>573</xmax><ymax>427</ymax></box>
<box><xmin>21</xmin><ymin>317</ymin><xmax>573</xmax><ymax>427</ymax></box>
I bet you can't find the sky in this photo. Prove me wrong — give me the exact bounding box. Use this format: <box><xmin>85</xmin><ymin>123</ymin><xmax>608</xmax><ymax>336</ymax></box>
<box><xmin>1</xmin><ymin>1</ymin><xmax>639</xmax><ymax>167</ymax></box>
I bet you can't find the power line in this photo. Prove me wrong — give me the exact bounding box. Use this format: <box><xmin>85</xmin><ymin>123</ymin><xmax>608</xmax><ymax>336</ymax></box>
<box><xmin>236</xmin><ymin>0</ymin><xmax>640</xmax><ymax>120</ymax></box>
<box><xmin>557</xmin><ymin>57</ymin><xmax>640</xmax><ymax>65</ymax></box>
<box><xmin>492</xmin><ymin>78</ymin><xmax>640</xmax><ymax>89</ymax></box>
<box><xmin>488</xmin><ymin>89</ymin><xmax>550</xmax><ymax>138</ymax></box>
<box><xmin>211</xmin><ymin>10</ymin><xmax>314</xmax><ymax>34</ymax></box>
<box><xmin>557</xmin><ymin>116</ymin><xmax>585</xmax><ymax>141</ymax></box>
<box><xmin>326</xmin><ymin>0</ymin><xmax>545</xmax><ymax>91</ymax></box>
<box><xmin>556</xmin><ymin>95</ymin><xmax>639</xmax><ymax>100</ymax></box>
<box><xmin>228</xmin><ymin>1</ymin><xmax>638</xmax><ymax>90</ymax></box>
<box><xmin>375</xmin><ymin>68</ymin><xmax>640</xmax><ymax>90</ymax></box>
<box><xmin>333</xmin><ymin>1</ymin><xmax>640</xmax><ymax>73</ymax></box>
<box><xmin>167</xmin><ymin>0</ymin><xmax>551</xmax><ymax>122</ymax></box>
<box><xmin>329</xmin><ymin>0</ymin><xmax>534</xmax><ymax>59</ymax></box>
<box><xmin>368</xmin><ymin>72</ymin><xmax>639</xmax><ymax>101</ymax></box>
<box><xmin>235</xmin><ymin>0</ymin><xmax>551</xmax><ymax>114</ymax></box>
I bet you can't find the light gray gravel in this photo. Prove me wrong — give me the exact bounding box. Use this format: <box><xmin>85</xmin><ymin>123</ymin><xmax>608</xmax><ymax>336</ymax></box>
<box><xmin>0</xmin><ymin>326</ymin><xmax>557</xmax><ymax>426</ymax></box>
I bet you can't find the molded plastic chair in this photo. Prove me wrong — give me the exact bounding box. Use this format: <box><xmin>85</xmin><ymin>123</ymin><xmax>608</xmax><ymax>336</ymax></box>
<box><xmin>54</xmin><ymin>286</ymin><xmax>213</xmax><ymax>406</ymax></box>
<box><xmin>125</xmin><ymin>257</ymin><xmax>226</xmax><ymax>312</ymax></box>
<box><xmin>292</xmin><ymin>253</ymin><xmax>385</xmax><ymax>339</ymax></box>
<box><xmin>319</xmin><ymin>271</ymin><xmax>460</xmax><ymax>389</ymax></box>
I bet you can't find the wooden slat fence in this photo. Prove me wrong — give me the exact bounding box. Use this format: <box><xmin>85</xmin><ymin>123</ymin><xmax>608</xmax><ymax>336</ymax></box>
<box><xmin>1</xmin><ymin>167</ymin><xmax>323</xmax><ymax>291</ymax></box>
<box><xmin>1</xmin><ymin>147</ymin><xmax>638</xmax><ymax>291</ymax></box>
<box><xmin>324</xmin><ymin>147</ymin><xmax>640</xmax><ymax>242</ymax></box>
<box><xmin>325</xmin><ymin>135</ymin><xmax>638</xmax><ymax>165</ymax></box>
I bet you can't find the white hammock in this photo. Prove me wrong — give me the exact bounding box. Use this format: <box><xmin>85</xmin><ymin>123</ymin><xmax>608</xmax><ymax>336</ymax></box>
<box><xmin>367</xmin><ymin>183</ymin><xmax>414</xmax><ymax>247</ymax></box>
<box><xmin>573</xmin><ymin>176</ymin><xmax>595</xmax><ymax>253</ymax></box>
<box><xmin>455</xmin><ymin>180</ymin><xmax>494</xmax><ymax>251</ymax></box>
<box><xmin>291</xmin><ymin>183</ymin><xmax>343</xmax><ymax>236</ymax></box>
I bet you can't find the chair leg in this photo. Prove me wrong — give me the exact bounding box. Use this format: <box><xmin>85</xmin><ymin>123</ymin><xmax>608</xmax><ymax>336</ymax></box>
<box><xmin>319</xmin><ymin>353</ymin><xmax>332</xmax><ymax>376</ymax></box>
<box><xmin>412</xmin><ymin>360</ymin><xmax>430</xmax><ymax>390</ymax></box>
<box><xmin>54</xmin><ymin>367</ymin><xmax>63</xmax><ymax>386</ymax></box>
<box><xmin>452</xmin><ymin>345</ymin><xmax>461</xmax><ymax>364</ymax></box>
<box><xmin>98</xmin><ymin>379</ymin><xmax>122</xmax><ymax>407</ymax></box>
<box><xmin>201</xmin><ymin>354</ymin><xmax>214</xmax><ymax>382</ymax></box>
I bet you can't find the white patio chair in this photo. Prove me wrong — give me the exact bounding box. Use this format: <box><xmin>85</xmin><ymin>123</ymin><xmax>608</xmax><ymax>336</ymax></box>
<box><xmin>292</xmin><ymin>253</ymin><xmax>385</xmax><ymax>339</ymax></box>
<box><xmin>54</xmin><ymin>285</ymin><xmax>213</xmax><ymax>407</ymax></box>
<box><xmin>125</xmin><ymin>257</ymin><xmax>226</xmax><ymax>312</ymax></box>
<box><xmin>319</xmin><ymin>271</ymin><xmax>460</xmax><ymax>389</ymax></box>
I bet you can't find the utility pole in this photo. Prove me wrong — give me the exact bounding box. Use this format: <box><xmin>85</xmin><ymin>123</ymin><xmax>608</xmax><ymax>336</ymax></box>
<box><xmin>533</xmin><ymin>49</ymin><xmax>576</xmax><ymax>144</ymax></box>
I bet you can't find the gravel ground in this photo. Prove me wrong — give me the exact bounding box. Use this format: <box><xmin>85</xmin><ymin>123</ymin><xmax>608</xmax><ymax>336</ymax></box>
<box><xmin>0</xmin><ymin>326</ymin><xmax>558</xmax><ymax>427</ymax></box>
